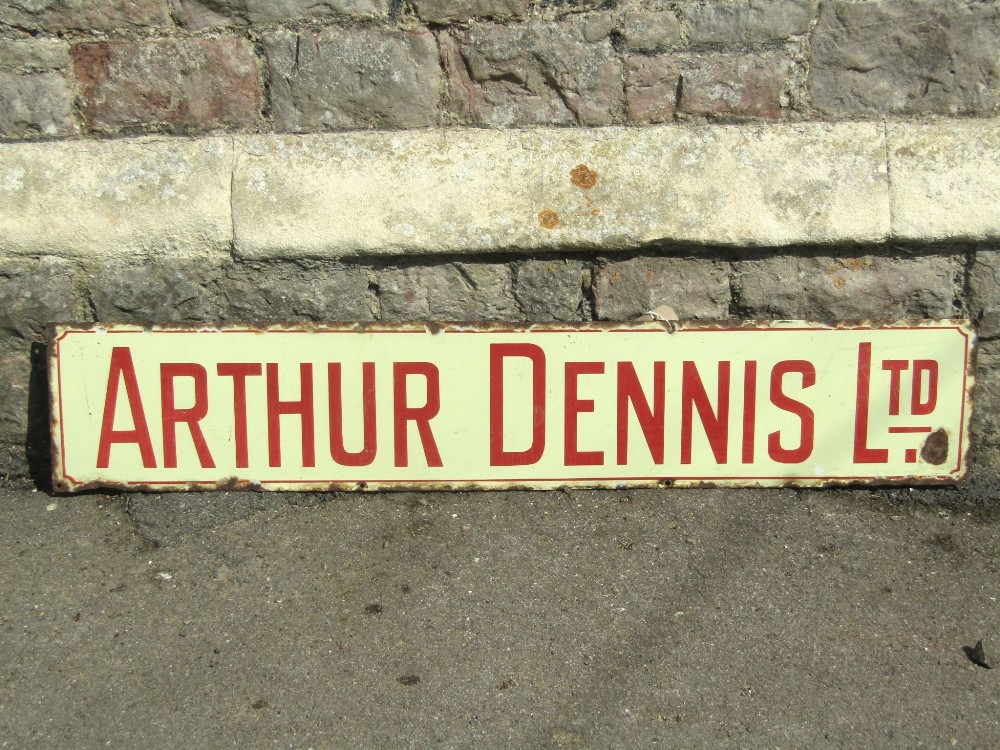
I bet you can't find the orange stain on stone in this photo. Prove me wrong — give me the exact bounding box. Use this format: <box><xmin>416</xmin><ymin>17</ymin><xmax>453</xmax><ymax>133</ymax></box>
<box><xmin>842</xmin><ymin>257</ymin><xmax>873</xmax><ymax>272</ymax></box>
<box><xmin>570</xmin><ymin>164</ymin><xmax>598</xmax><ymax>190</ymax></box>
<box><xmin>538</xmin><ymin>209</ymin><xmax>561</xmax><ymax>229</ymax></box>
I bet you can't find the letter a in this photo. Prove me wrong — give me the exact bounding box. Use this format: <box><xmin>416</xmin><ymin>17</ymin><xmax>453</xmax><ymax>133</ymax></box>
<box><xmin>96</xmin><ymin>347</ymin><xmax>156</xmax><ymax>468</ymax></box>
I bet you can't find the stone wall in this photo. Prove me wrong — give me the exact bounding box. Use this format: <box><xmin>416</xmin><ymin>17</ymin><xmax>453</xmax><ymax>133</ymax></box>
<box><xmin>1</xmin><ymin>0</ymin><xmax>999</xmax><ymax>481</ymax></box>
<box><xmin>4</xmin><ymin>0</ymin><xmax>1000</xmax><ymax>138</ymax></box>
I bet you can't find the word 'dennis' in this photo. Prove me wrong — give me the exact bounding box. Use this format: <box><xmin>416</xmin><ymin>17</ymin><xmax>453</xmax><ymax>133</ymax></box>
<box><xmin>49</xmin><ymin>323</ymin><xmax>973</xmax><ymax>490</ymax></box>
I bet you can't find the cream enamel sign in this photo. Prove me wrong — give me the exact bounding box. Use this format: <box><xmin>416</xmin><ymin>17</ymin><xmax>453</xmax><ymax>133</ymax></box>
<box><xmin>48</xmin><ymin>321</ymin><xmax>975</xmax><ymax>492</ymax></box>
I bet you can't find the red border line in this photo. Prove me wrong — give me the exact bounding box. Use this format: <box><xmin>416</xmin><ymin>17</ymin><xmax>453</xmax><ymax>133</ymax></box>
<box><xmin>56</xmin><ymin>336</ymin><xmax>70</xmax><ymax>482</ymax></box>
<box><xmin>955</xmin><ymin>328</ymin><xmax>970</xmax><ymax>474</ymax></box>
<box><xmin>113</xmin><ymin>471</ymin><xmax>954</xmax><ymax>486</ymax></box>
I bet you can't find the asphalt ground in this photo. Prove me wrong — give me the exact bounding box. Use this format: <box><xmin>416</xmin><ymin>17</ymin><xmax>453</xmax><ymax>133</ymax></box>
<box><xmin>0</xmin><ymin>477</ymin><xmax>998</xmax><ymax>749</ymax></box>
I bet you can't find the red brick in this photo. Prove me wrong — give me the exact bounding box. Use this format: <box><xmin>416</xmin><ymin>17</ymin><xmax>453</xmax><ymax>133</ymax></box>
<box><xmin>626</xmin><ymin>56</ymin><xmax>680</xmax><ymax>124</ymax></box>
<box><xmin>628</xmin><ymin>53</ymin><xmax>794</xmax><ymax>123</ymax></box>
<box><xmin>74</xmin><ymin>38</ymin><xmax>262</xmax><ymax>133</ymax></box>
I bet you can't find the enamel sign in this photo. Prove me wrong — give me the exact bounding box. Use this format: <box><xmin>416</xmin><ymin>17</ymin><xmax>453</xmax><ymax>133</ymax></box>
<box><xmin>48</xmin><ymin>321</ymin><xmax>975</xmax><ymax>492</ymax></box>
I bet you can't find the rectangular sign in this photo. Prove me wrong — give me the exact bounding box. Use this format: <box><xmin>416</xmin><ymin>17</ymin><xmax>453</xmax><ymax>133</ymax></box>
<box><xmin>48</xmin><ymin>321</ymin><xmax>975</xmax><ymax>492</ymax></box>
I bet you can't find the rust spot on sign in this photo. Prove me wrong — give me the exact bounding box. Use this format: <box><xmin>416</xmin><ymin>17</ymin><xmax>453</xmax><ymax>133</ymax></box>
<box><xmin>570</xmin><ymin>164</ymin><xmax>598</xmax><ymax>190</ymax></box>
<box><xmin>921</xmin><ymin>428</ymin><xmax>949</xmax><ymax>465</ymax></box>
<box><xmin>538</xmin><ymin>209</ymin><xmax>561</xmax><ymax>229</ymax></box>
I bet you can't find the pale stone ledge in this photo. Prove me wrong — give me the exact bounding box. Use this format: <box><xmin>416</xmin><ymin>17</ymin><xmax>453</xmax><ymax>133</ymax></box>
<box><xmin>7</xmin><ymin>121</ymin><xmax>1000</xmax><ymax>259</ymax></box>
<box><xmin>888</xmin><ymin>121</ymin><xmax>1000</xmax><ymax>243</ymax></box>
<box><xmin>232</xmin><ymin>123</ymin><xmax>889</xmax><ymax>258</ymax></box>
<box><xmin>0</xmin><ymin>136</ymin><xmax>234</xmax><ymax>260</ymax></box>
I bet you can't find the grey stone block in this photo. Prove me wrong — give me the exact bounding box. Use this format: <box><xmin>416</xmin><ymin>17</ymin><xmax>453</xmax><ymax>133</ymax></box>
<box><xmin>970</xmin><ymin>250</ymin><xmax>1000</xmax><ymax>340</ymax></box>
<box><xmin>171</xmin><ymin>0</ymin><xmax>385</xmax><ymax>29</ymax></box>
<box><xmin>811</xmin><ymin>0</ymin><xmax>1000</xmax><ymax>117</ymax></box>
<box><xmin>87</xmin><ymin>257</ymin><xmax>227</xmax><ymax>324</ymax></box>
<box><xmin>514</xmin><ymin>260</ymin><xmax>584</xmax><ymax>322</ymax></box>
<box><xmin>87</xmin><ymin>259</ymin><xmax>376</xmax><ymax>325</ymax></box>
<box><xmin>683</xmin><ymin>0</ymin><xmax>813</xmax><ymax>46</ymax></box>
<box><xmin>0</xmin><ymin>39</ymin><xmax>71</xmax><ymax>71</ymax></box>
<box><xmin>0</xmin><ymin>258</ymin><xmax>80</xmax><ymax>342</ymax></box>
<box><xmin>0</xmin><ymin>71</ymin><xmax>76</xmax><ymax>138</ymax></box>
<box><xmin>732</xmin><ymin>255</ymin><xmax>960</xmax><ymax>319</ymax></box>
<box><xmin>592</xmin><ymin>257</ymin><xmax>731</xmax><ymax>321</ymax></box>
<box><xmin>972</xmin><ymin>340</ymin><xmax>1000</xmax><ymax>460</ymax></box>
<box><xmin>412</xmin><ymin>0</ymin><xmax>526</xmax><ymax>23</ymax></box>
<box><xmin>620</xmin><ymin>9</ymin><xmax>682</xmax><ymax>52</ymax></box>
<box><xmin>220</xmin><ymin>263</ymin><xmax>375</xmax><ymax>322</ymax></box>
<box><xmin>378</xmin><ymin>263</ymin><xmax>516</xmax><ymax>321</ymax></box>
<box><xmin>0</xmin><ymin>0</ymin><xmax>171</xmax><ymax>31</ymax></box>
<box><xmin>265</xmin><ymin>27</ymin><xmax>441</xmax><ymax>132</ymax></box>
<box><xmin>442</xmin><ymin>15</ymin><xmax>622</xmax><ymax>126</ymax></box>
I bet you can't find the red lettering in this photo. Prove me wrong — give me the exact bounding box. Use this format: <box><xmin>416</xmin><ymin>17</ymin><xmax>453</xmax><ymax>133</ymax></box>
<box><xmin>267</xmin><ymin>363</ymin><xmax>315</xmax><ymax>468</ymax></box>
<box><xmin>853</xmin><ymin>342</ymin><xmax>888</xmax><ymax>463</ymax></box>
<box><xmin>681</xmin><ymin>361</ymin><xmax>730</xmax><ymax>465</ymax></box>
<box><xmin>217</xmin><ymin>363</ymin><xmax>262</xmax><ymax>469</ymax></box>
<box><xmin>616</xmin><ymin>362</ymin><xmax>665</xmax><ymax>465</ymax></box>
<box><xmin>911</xmin><ymin>360</ymin><xmax>938</xmax><ymax>415</ymax></box>
<box><xmin>767</xmin><ymin>360</ymin><xmax>815</xmax><ymax>464</ymax></box>
<box><xmin>881</xmin><ymin>359</ymin><xmax>909</xmax><ymax>415</ymax></box>
<box><xmin>96</xmin><ymin>347</ymin><xmax>156</xmax><ymax>469</ymax></box>
<box><xmin>329</xmin><ymin>362</ymin><xmax>377</xmax><ymax>466</ymax></box>
<box><xmin>742</xmin><ymin>360</ymin><xmax>757</xmax><ymax>464</ymax></box>
<box><xmin>565</xmin><ymin>362</ymin><xmax>604</xmax><ymax>466</ymax></box>
<box><xmin>160</xmin><ymin>363</ymin><xmax>215</xmax><ymax>469</ymax></box>
<box><xmin>393</xmin><ymin>362</ymin><xmax>442</xmax><ymax>468</ymax></box>
<box><xmin>489</xmin><ymin>344</ymin><xmax>546</xmax><ymax>466</ymax></box>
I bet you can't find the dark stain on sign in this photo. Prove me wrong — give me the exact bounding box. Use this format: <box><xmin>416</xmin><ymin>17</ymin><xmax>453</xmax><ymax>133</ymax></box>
<box><xmin>921</xmin><ymin>428</ymin><xmax>949</xmax><ymax>465</ymax></box>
